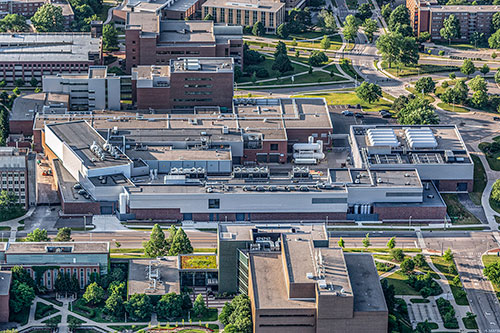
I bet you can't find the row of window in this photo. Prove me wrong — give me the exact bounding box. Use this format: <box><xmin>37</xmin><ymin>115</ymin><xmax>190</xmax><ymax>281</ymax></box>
<box><xmin>204</xmin><ymin>7</ymin><xmax>276</xmax><ymax>27</ymax></box>
<box><xmin>173</xmin><ymin>98</ymin><xmax>213</xmax><ymax>102</ymax></box>
<box><xmin>0</xmin><ymin>63</ymin><xmax>87</xmax><ymax>69</ymax></box>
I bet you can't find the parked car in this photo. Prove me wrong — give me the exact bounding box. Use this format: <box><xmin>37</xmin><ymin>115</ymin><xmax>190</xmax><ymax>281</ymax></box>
<box><xmin>354</xmin><ymin>113</ymin><xmax>364</xmax><ymax>118</ymax></box>
<box><xmin>380</xmin><ymin>110</ymin><xmax>392</xmax><ymax>118</ymax></box>
<box><xmin>342</xmin><ymin>110</ymin><xmax>353</xmax><ymax>116</ymax></box>
<box><xmin>493</xmin><ymin>117</ymin><xmax>500</xmax><ymax>121</ymax></box>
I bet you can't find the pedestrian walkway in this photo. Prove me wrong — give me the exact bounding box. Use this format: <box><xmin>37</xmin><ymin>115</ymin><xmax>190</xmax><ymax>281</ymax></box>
<box><xmin>92</xmin><ymin>215</ymin><xmax>131</xmax><ymax>232</ymax></box>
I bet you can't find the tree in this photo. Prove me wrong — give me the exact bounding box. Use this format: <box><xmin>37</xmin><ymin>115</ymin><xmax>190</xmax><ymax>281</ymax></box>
<box><xmin>386</xmin><ymin>237</ymin><xmax>396</xmax><ymax>249</ymax></box>
<box><xmin>308</xmin><ymin>50</ymin><xmax>328</xmax><ymax>67</ymax></box>
<box><xmin>193</xmin><ymin>294</ymin><xmax>207</xmax><ymax>318</ymax></box>
<box><xmin>166</xmin><ymin>224</ymin><xmax>178</xmax><ymax>249</ymax></box>
<box><xmin>440</xmin><ymin>14</ymin><xmax>460</xmax><ymax>44</ymax></box>
<box><xmin>169</xmin><ymin>228</ymin><xmax>193</xmax><ymax>255</ymax></box>
<box><xmin>489</xmin><ymin>29</ymin><xmax>500</xmax><ymax>49</ymax></box>
<box><xmin>219</xmin><ymin>302</ymin><xmax>234</xmax><ymax>326</ymax></box>
<box><xmin>495</xmin><ymin>69</ymin><xmax>500</xmax><ymax>84</ymax></box>
<box><xmin>287</xmin><ymin>8</ymin><xmax>311</xmax><ymax>33</ymax></box>
<box><xmin>227</xmin><ymin>295</ymin><xmax>252</xmax><ymax>333</ymax></box>
<box><xmin>26</xmin><ymin>228</ymin><xmax>50</xmax><ymax>242</ymax></box>
<box><xmin>318</xmin><ymin>10</ymin><xmax>336</xmax><ymax>33</ymax></box>
<box><xmin>472</xmin><ymin>90</ymin><xmax>488</xmax><ymax>108</ymax></box>
<box><xmin>338</xmin><ymin>237</ymin><xmax>345</xmax><ymax>248</ymax></box>
<box><xmin>415</xmin><ymin>77</ymin><xmax>435</xmax><ymax>94</ymax></box>
<box><xmin>105</xmin><ymin>292</ymin><xmax>124</xmax><ymax>317</ymax></box>
<box><xmin>381</xmin><ymin>3</ymin><xmax>391</xmax><ymax>22</ymax></box>
<box><xmin>398</xmin><ymin>97</ymin><xmax>439</xmax><ymax>125</ymax></box>
<box><xmin>125</xmin><ymin>294</ymin><xmax>153</xmax><ymax>321</ymax></box>
<box><xmin>103</xmin><ymin>24</ymin><xmax>119</xmax><ymax>51</ymax></box>
<box><xmin>363</xmin><ymin>18</ymin><xmax>377</xmax><ymax>43</ymax></box>
<box><xmin>14</xmin><ymin>79</ymin><xmax>24</xmax><ymax>87</ymax></box>
<box><xmin>54</xmin><ymin>227</ymin><xmax>72</xmax><ymax>242</ymax></box>
<box><xmin>29</xmin><ymin>77</ymin><xmax>39</xmax><ymax>88</ymax></box>
<box><xmin>356</xmin><ymin>3</ymin><xmax>372</xmax><ymax>21</ymax></box>
<box><xmin>416</xmin><ymin>320</ymin><xmax>433</xmax><ymax>333</ymax></box>
<box><xmin>320</xmin><ymin>35</ymin><xmax>331</xmax><ymax>50</ymax></box>
<box><xmin>224</xmin><ymin>324</ymin><xmax>239</xmax><ymax>333</ymax></box>
<box><xmin>83</xmin><ymin>282</ymin><xmax>105</xmax><ymax>305</ymax></box>
<box><xmin>156</xmin><ymin>293</ymin><xmax>183</xmax><ymax>319</ymax></box>
<box><xmin>417</xmin><ymin>32</ymin><xmax>431</xmax><ymax>43</ymax></box>
<box><xmin>414</xmin><ymin>254</ymin><xmax>426</xmax><ymax>267</ymax></box>
<box><xmin>356</xmin><ymin>82</ymin><xmax>382</xmax><ymax>104</ymax></box>
<box><xmin>203</xmin><ymin>13</ymin><xmax>213</xmax><ymax>20</ymax></box>
<box><xmin>276</xmin><ymin>23</ymin><xmax>289</xmax><ymax>38</ymax></box>
<box><xmin>343</xmin><ymin>15</ymin><xmax>359</xmax><ymax>42</ymax></box>
<box><xmin>0</xmin><ymin>14</ymin><xmax>28</xmax><ymax>32</ymax></box>
<box><xmin>449</xmin><ymin>72</ymin><xmax>456</xmax><ymax>79</ymax></box>
<box><xmin>274</xmin><ymin>41</ymin><xmax>287</xmax><ymax>57</ymax></box>
<box><xmin>252</xmin><ymin>21</ymin><xmax>264</xmax><ymax>36</ymax></box>
<box><xmin>400</xmin><ymin>258</ymin><xmax>415</xmax><ymax>274</ymax></box>
<box><xmin>390</xmin><ymin>248</ymin><xmax>405</xmax><ymax>262</ymax></box>
<box><xmin>443</xmin><ymin>248</ymin><xmax>454</xmax><ymax>262</ymax></box>
<box><xmin>10</xmin><ymin>280</ymin><xmax>35</xmax><ymax>313</ymax></box>
<box><xmin>68</xmin><ymin>316</ymin><xmax>82</xmax><ymax>332</ymax></box>
<box><xmin>362</xmin><ymin>233</ymin><xmax>371</xmax><ymax>249</ymax></box>
<box><xmin>469</xmin><ymin>75</ymin><xmax>487</xmax><ymax>92</ymax></box>
<box><xmin>461</xmin><ymin>59</ymin><xmax>475</xmax><ymax>78</ymax></box>
<box><xmin>12</xmin><ymin>87</ymin><xmax>20</xmax><ymax>96</ymax></box>
<box><xmin>31</xmin><ymin>3</ymin><xmax>64</xmax><ymax>32</ymax></box>
<box><xmin>376</xmin><ymin>33</ymin><xmax>400</xmax><ymax>68</ymax></box>
<box><xmin>388</xmin><ymin>5</ymin><xmax>410</xmax><ymax>32</ymax></box>
<box><xmin>493</xmin><ymin>12</ymin><xmax>500</xmax><ymax>32</ymax></box>
<box><xmin>480</xmin><ymin>64</ymin><xmax>490</xmax><ymax>76</ymax></box>
<box><xmin>484</xmin><ymin>262</ymin><xmax>500</xmax><ymax>285</ymax></box>
<box><xmin>143</xmin><ymin>224</ymin><xmax>167</xmax><ymax>257</ymax></box>
<box><xmin>441</xmin><ymin>79</ymin><xmax>468</xmax><ymax>105</ymax></box>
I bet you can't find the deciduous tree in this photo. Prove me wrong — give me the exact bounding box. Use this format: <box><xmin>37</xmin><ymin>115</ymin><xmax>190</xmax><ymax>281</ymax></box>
<box><xmin>355</xmin><ymin>82</ymin><xmax>382</xmax><ymax>104</ymax></box>
<box><xmin>26</xmin><ymin>228</ymin><xmax>50</xmax><ymax>242</ymax></box>
<box><xmin>440</xmin><ymin>14</ymin><xmax>460</xmax><ymax>44</ymax></box>
<box><xmin>31</xmin><ymin>3</ymin><xmax>64</xmax><ymax>32</ymax></box>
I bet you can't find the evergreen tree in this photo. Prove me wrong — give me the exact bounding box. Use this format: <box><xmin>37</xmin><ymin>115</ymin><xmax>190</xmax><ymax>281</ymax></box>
<box><xmin>143</xmin><ymin>224</ymin><xmax>167</xmax><ymax>257</ymax></box>
<box><xmin>54</xmin><ymin>227</ymin><xmax>72</xmax><ymax>242</ymax></box>
<box><xmin>169</xmin><ymin>228</ymin><xmax>193</xmax><ymax>255</ymax></box>
<box><xmin>193</xmin><ymin>294</ymin><xmax>207</xmax><ymax>318</ymax></box>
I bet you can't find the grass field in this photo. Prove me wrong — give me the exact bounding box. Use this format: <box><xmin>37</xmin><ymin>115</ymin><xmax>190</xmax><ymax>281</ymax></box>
<box><xmin>35</xmin><ymin>302</ymin><xmax>59</xmax><ymax>320</ymax></box>
<box><xmin>463</xmin><ymin>316</ymin><xmax>479</xmax><ymax>329</ymax></box>
<box><xmin>431</xmin><ymin>256</ymin><xmax>469</xmax><ymax>305</ymax></box>
<box><xmin>480</xmin><ymin>138</ymin><xmax>500</xmax><ymax>171</ymax></box>
<box><xmin>441</xmin><ymin>194</ymin><xmax>481</xmax><ymax>225</ymax></box>
<box><xmin>380</xmin><ymin>61</ymin><xmax>459</xmax><ymax>77</ymax></box>
<box><xmin>470</xmin><ymin>154</ymin><xmax>487</xmax><ymax>205</ymax></box>
<box><xmin>340</xmin><ymin>58</ymin><xmax>361</xmax><ymax>80</ymax></box>
<box><xmin>383</xmin><ymin>270</ymin><xmax>420</xmax><ymax>295</ymax></box>
<box><xmin>433</xmin><ymin>40</ymin><xmax>479</xmax><ymax>51</ymax></box>
<box><xmin>436</xmin><ymin>102</ymin><xmax>469</xmax><ymax>113</ymax></box>
<box><xmin>237</xmin><ymin>56</ymin><xmax>305</xmax><ymax>84</ymax></box>
<box><xmin>482</xmin><ymin>255</ymin><xmax>500</xmax><ymax>297</ymax></box>
<box><xmin>293</xmin><ymin>92</ymin><xmax>392</xmax><ymax>112</ymax></box>
<box><xmin>405</xmin><ymin>87</ymin><xmax>435</xmax><ymax>103</ymax></box>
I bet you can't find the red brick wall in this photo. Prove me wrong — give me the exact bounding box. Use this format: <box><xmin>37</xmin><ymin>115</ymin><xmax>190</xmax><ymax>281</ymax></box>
<box><xmin>437</xmin><ymin>180</ymin><xmax>473</xmax><ymax>192</ymax></box>
<box><xmin>243</xmin><ymin>140</ymin><xmax>287</xmax><ymax>163</ymax></box>
<box><xmin>136</xmin><ymin>87</ymin><xmax>172</xmax><ymax>109</ymax></box>
<box><xmin>125</xmin><ymin>29</ymin><xmax>141</xmax><ymax>73</ymax></box>
<box><xmin>0</xmin><ymin>294</ymin><xmax>9</xmax><ymax>322</ymax></box>
<box><xmin>250</xmin><ymin>212</ymin><xmax>347</xmax><ymax>221</ymax></box>
<box><xmin>373</xmin><ymin>205</ymin><xmax>447</xmax><ymax>221</ymax></box>
<box><xmin>286</xmin><ymin>128</ymin><xmax>332</xmax><ymax>148</ymax></box>
<box><xmin>9</xmin><ymin>119</ymin><xmax>34</xmax><ymax>135</ymax></box>
<box><xmin>62</xmin><ymin>201</ymin><xmax>100</xmax><ymax>215</ymax></box>
<box><xmin>130</xmin><ymin>208</ymin><xmax>183</xmax><ymax>220</ymax></box>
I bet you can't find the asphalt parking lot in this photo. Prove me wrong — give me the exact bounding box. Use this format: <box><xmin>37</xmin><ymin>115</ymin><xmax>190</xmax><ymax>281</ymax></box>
<box><xmin>329</xmin><ymin>105</ymin><xmax>394</xmax><ymax>136</ymax></box>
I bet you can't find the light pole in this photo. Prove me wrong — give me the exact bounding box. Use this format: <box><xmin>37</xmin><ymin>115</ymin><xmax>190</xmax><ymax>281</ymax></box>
<box><xmin>409</xmin><ymin>215</ymin><xmax>412</xmax><ymax>228</ymax></box>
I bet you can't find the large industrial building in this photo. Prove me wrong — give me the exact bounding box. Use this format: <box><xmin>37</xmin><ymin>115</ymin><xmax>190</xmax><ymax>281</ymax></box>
<box><xmin>217</xmin><ymin>224</ymin><xmax>388</xmax><ymax>333</ymax></box>
<box><xmin>406</xmin><ymin>0</ymin><xmax>499</xmax><ymax>40</ymax></box>
<box><xmin>131</xmin><ymin>58</ymin><xmax>234</xmax><ymax>111</ymax></box>
<box><xmin>125</xmin><ymin>12</ymin><xmax>243</xmax><ymax>72</ymax></box>
<box><xmin>36</xmin><ymin>104</ymin><xmax>467</xmax><ymax>223</ymax></box>
<box><xmin>0</xmin><ymin>33</ymin><xmax>102</xmax><ymax>84</ymax></box>
<box><xmin>43</xmin><ymin>66</ymin><xmax>121</xmax><ymax>111</ymax></box>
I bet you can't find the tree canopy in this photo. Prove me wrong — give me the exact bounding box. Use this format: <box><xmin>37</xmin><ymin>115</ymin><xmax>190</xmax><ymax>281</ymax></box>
<box><xmin>415</xmin><ymin>77</ymin><xmax>436</xmax><ymax>94</ymax></box>
<box><xmin>26</xmin><ymin>228</ymin><xmax>50</xmax><ymax>242</ymax></box>
<box><xmin>355</xmin><ymin>82</ymin><xmax>382</xmax><ymax>104</ymax></box>
<box><xmin>54</xmin><ymin>227</ymin><xmax>72</xmax><ymax>242</ymax></box>
<box><xmin>440</xmin><ymin>14</ymin><xmax>460</xmax><ymax>44</ymax></box>
<box><xmin>397</xmin><ymin>97</ymin><xmax>439</xmax><ymax>125</ymax></box>
<box><xmin>32</xmin><ymin>3</ymin><xmax>65</xmax><ymax>32</ymax></box>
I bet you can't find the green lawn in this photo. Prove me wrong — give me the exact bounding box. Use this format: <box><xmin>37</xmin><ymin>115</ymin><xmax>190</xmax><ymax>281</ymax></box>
<box><xmin>340</xmin><ymin>58</ymin><xmax>361</xmax><ymax>81</ymax></box>
<box><xmin>405</xmin><ymin>87</ymin><xmax>435</xmax><ymax>103</ymax></box>
<box><xmin>277</xmin><ymin>71</ymin><xmax>346</xmax><ymax>85</ymax></box>
<box><xmin>108</xmin><ymin>324</ymin><xmax>148</xmax><ymax>331</ymax></box>
<box><xmin>479</xmin><ymin>139</ymin><xmax>500</xmax><ymax>171</ymax></box>
<box><xmin>380</xmin><ymin>61</ymin><xmax>459</xmax><ymax>77</ymax></box>
<box><xmin>431</xmin><ymin>256</ymin><xmax>469</xmax><ymax>305</ymax></box>
<box><xmin>42</xmin><ymin>315</ymin><xmax>62</xmax><ymax>325</ymax></box>
<box><xmin>383</xmin><ymin>270</ymin><xmax>420</xmax><ymax>295</ymax></box>
<box><xmin>237</xmin><ymin>55</ymin><xmax>306</xmax><ymax>84</ymax></box>
<box><xmin>436</xmin><ymin>102</ymin><xmax>469</xmax><ymax>113</ymax></box>
<box><xmin>40</xmin><ymin>295</ymin><xmax>63</xmax><ymax>307</ymax></box>
<box><xmin>35</xmin><ymin>302</ymin><xmax>59</xmax><ymax>320</ymax></box>
<box><xmin>470</xmin><ymin>154</ymin><xmax>486</xmax><ymax>205</ymax></box>
<box><xmin>67</xmin><ymin>315</ymin><xmax>85</xmax><ymax>324</ymax></box>
<box><xmin>292</xmin><ymin>92</ymin><xmax>392</xmax><ymax>112</ymax></box>
<box><xmin>322</xmin><ymin>63</ymin><xmax>342</xmax><ymax>76</ymax></box>
<box><xmin>462</xmin><ymin>316</ymin><xmax>479</xmax><ymax>329</ymax></box>
<box><xmin>433</xmin><ymin>40</ymin><xmax>479</xmax><ymax>51</ymax></box>
<box><xmin>441</xmin><ymin>193</ymin><xmax>481</xmax><ymax>225</ymax></box>
<box><xmin>0</xmin><ymin>207</ymin><xmax>26</xmax><ymax>222</ymax></box>
<box><xmin>482</xmin><ymin>255</ymin><xmax>500</xmax><ymax>296</ymax></box>
<box><xmin>343</xmin><ymin>248</ymin><xmax>422</xmax><ymax>253</ymax></box>
<box><xmin>71</xmin><ymin>298</ymin><xmax>129</xmax><ymax>323</ymax></box>
<box><xmin>410</xmin><ymin>298</ymin><xmax>430</xmax><ymax>303</ymax></box>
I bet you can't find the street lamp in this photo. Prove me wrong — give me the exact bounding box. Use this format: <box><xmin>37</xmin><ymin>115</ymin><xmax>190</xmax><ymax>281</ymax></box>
<box><xmin>409</xmin><ymin>215</ymin><xmax>412</xmax><ymax>228</ymax></box>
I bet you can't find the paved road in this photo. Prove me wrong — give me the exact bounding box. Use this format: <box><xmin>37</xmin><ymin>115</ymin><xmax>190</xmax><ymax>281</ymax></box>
<box><xmin>71</xmin><ymin>229</ymin><xmax>218</xmax><ymax>248</ymax></box>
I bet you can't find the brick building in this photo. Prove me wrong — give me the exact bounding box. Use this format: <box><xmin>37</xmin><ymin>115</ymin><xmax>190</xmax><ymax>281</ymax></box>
<box><xmin>0</xmin><ymin>242</ymin><xmax>110</xmax><ymax>290</ymax></box>
<box><xmin>406</xmin><ymin>0</ymin><xmax>499</xmax><ymax>40</ymax></box>
<box><xmin>0</xmin><ymin>33</ymin><xmax>102</xmax><ymax>85</ymax></box>
<box><xmin>125</xmin><ymin>12</ymin><xmax>243</xmax><ymax>73</ymax></box>
<box><xmin>131</xmin><ymin>58</ymin><xmax>234</xmax><ymax>111</ymax></box>
<box><xmin>0</xmin><ymin>270</ymin><xmax>10</xmax><ymax>323</ymax></box>
<box><xmin>0</xmin><ymin>0</ymin><xmax>74</xmax><ymax>28</ymax></box>
<box><xmin>202</xmin><ymin>0</ymin><xmax>285</xmax><ymax>33</ymax></box>
<box><xmin>0</xmin><ymin>147</ymin><xmax>36</xmax><ymax>209</ymax></box>
<box><xmin>217</xmin><ymin>224</ymin><xmax>388</xmax><ymax>333</ymax></box>
<box><xmin>113</xmin><ymin>0</ymin><xmax>204</xmax><ymax>22</ymax></box>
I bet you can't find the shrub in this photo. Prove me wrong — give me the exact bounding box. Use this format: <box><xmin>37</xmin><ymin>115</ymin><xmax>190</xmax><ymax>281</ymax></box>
<box><xmin>390</xmin><ymin>248</ymin><xmax>405</xmax><ymax>262</ymax></box>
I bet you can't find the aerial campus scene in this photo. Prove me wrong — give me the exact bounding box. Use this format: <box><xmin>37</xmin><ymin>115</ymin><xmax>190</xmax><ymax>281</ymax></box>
<box><xmin>1</xmin><ymin>0</ymin><xmax>500</xmax><ymax>331</ymax></box>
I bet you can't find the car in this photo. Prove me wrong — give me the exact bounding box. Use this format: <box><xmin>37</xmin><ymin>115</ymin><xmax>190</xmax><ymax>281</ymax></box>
<box><xmin>342</xmin><ymin>110</ymin><xmax>353</xmax><ymax>116</ymax></box>
<box><xmin>380</xmin><ymin>111</ymin><xmax>392</xmax><ymax>118</ymax></box>
<box><xmin>354</xmin><ymin>113</ymin><xmax>364</xmax><ymax>118</ymax></box>
<box><xmin>379</xmin><ymin>110</ymin><xmax>389</xmax><ymax>114</ymax></box>
<box><xmin>494</xmin><ymin>117</ymin><xmax>500</xmax><ymax>121</ymax></box>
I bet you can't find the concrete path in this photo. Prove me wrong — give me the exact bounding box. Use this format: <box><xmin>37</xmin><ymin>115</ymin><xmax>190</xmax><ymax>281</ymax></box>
<box><xmin>92</xmin><ymin>215</ymin><xmax>131</xmax><ymax>232</ymax></box>
<box><xmin>0</xmin><ymin>206</ymin><xmax>36</xmax><ymax>241</ymax></box>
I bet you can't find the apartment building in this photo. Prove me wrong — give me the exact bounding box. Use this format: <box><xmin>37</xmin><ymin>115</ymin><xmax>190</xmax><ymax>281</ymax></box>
<box><xmin>131</xmin><ymin>58</ymin><xmax>234</xmax><ymax>110</ymax></box>
<box><xmin>406</xmin><ymin>0</ymin><xmax>498</xmax><ymax>40</ymax></box>
<box><xmin>0</xmin><ymin>147</ymin><xmax>36</xmax><ymax>209</ymax></box>
<box><xmin>0</xmin><ymin>0</ymin><xmax>74</xmax><ymax>28</ymax></box>
<box><xmin>0</xmin><ymin>33</ymin><xmax>102</xmax><ymax>84</ymax></box>
<box><xmin>43</xmin><ymin>66</ymin><xmax>121</xmax><ymax>111</ymax></box>
<box><xmin>202</xmin><ymin>0</ymin><xmax>285</xmax><ymax>33</ymax></box>
<box><xmin>125</xmin><ymin>12</ymin><xmax>243</xmax><ymax>72</ymax></box>
<box><xmin>0</xmin><ymin>242</ymin><xmax>109</xmax><ymax>290</ymax></box>
<box><xmin>218</xmin><ymin>224</ymin><xmax>388</xmax><ymax>333</ymax></box>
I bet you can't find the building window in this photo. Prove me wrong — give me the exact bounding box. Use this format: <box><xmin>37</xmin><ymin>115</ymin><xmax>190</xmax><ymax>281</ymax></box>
<box><xmin>269</xmin><ymin>12</ymin><xmax>273</xmax><ymax>27</ymax></box>
<box><xmin>244</xmin><ymin>10</ymin><xmax>249</xmax><ymax>26</ymax></box>
<box><xmin>220</xmin><ymin>8</ymin><xmax>225</xmax><ymax>21</ymax></box>
<box><xmin>236</xmin><ymin>9</ymin><xmax>241</xmax><ymax>25</ymax></box>
<box><xmin>228</xmin><ymin>9</ymin><xmax>233</xmax><ymax>23</ymax></box>
<box><xmin>253</xmin><ymin>11</ymin><xmax>257</xmax><ymax>24</ymax></box>
<box><xmin>270</xmin><ymin>143</ymin><xmax>278</xmax><ymax>151</ymax></box>
<box><xmin>212</xmin><ymin>7</ymin><xmax>217</xmax><ymax>21</ymax></box>
<box><xmin>204</xmin><ymin>7</ymin><xmax>208</xmax><ymax>18</ymax></box>
<box><xmin>183</xmin><ymin>213</ymin><xmax>193</xmax><ymax>220</ymax></box>
<box><xmin>208</xmin><ymin>199</ymin><xmax>220</xmax><ymax>209</ymax></box>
